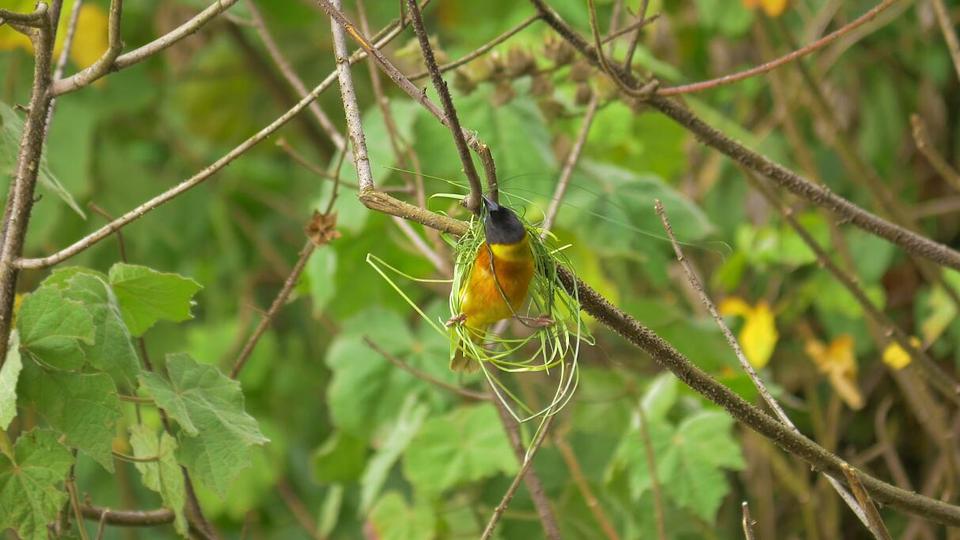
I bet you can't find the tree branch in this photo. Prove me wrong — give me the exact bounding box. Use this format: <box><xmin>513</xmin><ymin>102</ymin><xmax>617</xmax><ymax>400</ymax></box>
<box><xmin>929</xmin><ymin>0</ymin><xmax>960</xmax><ymax>84</ymax></box>
<box><xmin>351</xmin><ymin>187</ymin><xmax>960</xmax><ymax>526</ymax></box>
<box><xmin>0</xmin><ymin>2</ymin><xmax>48</xmax><ymax>28</ymax></box>
<box><xmin>51</xmin><ymin>0</ymin><xmax>239</xmax><ymax>96</ymax></box>
<box><xmin>80</xmin><ymin>505</ymin><xmax>174</xmax><ymax>527</ymax></box>
<box><xmin>50</xmin><ymin>0</ymin><xmax>123</xmax><ymax>96</ymax></box>
<box><xmin>18</xmin><ymin>11</ymin><xmax>413</xmax><ymax>270</ymax></box>
<box><xmin>528</xmin><ymin>0</ymin><xmax>960</xmax><ymax>272</ymax></box>
<box><xmin>542</xmin><ymin>94</ymin><xmax>598</xmax><ymax>232</ymax></box>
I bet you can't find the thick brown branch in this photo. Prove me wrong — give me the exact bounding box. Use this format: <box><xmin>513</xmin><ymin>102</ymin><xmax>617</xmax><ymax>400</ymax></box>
<box><xmin>80</xmin><ymin>505</ymin><xmax>175</xmax><ymax>527</ymax></box>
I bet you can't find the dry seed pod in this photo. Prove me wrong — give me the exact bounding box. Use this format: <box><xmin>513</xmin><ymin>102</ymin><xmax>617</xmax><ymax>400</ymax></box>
<box><xmin>574</xmin><ymin>83</ymin><xmax>593</xmax><ymax>106</ymax></box>
<box><xmin>486</xmin><ymin>51</ymin><xmax>507</xmax><ymax>80</ymax></box>
<box><xmin>505</xmin><ymin>47</ymin><xmax>537</xmax><ymax>78</ymax></box>
<box><xmin>492</xmin><ymin>80</ymin><xmax>516</xmax><ymax>106</ymax></box>
<box><xmin>453</xmin><ymin>69</ymin><xmax>477</xmax><ymax>95</ymax></box>
<box><xmin>543</xmin><ymin>33</ymin><xmax>575</xmax><ymax>66</ymax></box>
<box><xmin>570</xmin><ymin>59</ymin><xmax>592</xmax><ymax>83</ymax></box>
<box><xmin>530</xmin><ymin>73</ymin><xmax>554</xmax><ymax>97</ymax></box>
<box><xmin>537</xmin><ymin>98</ymin><xmax>566</xmax><ymax>122</ymax></box>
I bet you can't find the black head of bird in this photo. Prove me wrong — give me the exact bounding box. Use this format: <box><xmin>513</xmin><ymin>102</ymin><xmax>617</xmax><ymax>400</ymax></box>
<box><xmin>482</xmin><ymin>195</ymin><xmax>526</xmax><ymax>245</ymax></box>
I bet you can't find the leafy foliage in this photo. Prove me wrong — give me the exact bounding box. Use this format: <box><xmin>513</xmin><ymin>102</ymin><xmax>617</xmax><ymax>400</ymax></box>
<box><xmin>0</xmin><ymin>430</ymin><xmax>73</xmax><ymax>540</ymax></box>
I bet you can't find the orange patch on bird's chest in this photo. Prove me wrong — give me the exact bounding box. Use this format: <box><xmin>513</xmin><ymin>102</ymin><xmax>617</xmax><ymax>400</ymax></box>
<box><xmin>460</xmin><ymin>242</ymin><xmax>535</xmax><ymax>328</ymax></box>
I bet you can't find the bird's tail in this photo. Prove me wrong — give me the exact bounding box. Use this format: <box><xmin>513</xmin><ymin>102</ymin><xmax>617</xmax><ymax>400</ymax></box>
<box><xmin>450</xmin><ymin>325</ymin><xmax>487</xmax><ymax>373</ymax></box>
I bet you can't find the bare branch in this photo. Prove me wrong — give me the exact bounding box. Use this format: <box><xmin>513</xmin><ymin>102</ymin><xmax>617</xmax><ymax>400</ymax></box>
<box><xmin>404</xmin><ymin>0</ymin><xmax>483</xmax><ymax>211</ymax></box>
<box><xmin>328</xmin><ymin>0</ymin><xmax>374</xmax><ymax>191</ymax></box>
<box><xmin>18</xmin><ymin>13</ymin><xmax>413</xmax><ymax>270</ymax></box>
<box><xmin>741</xmin><ymin>502</ymin><xmax>756</xmax><ymax>540</ymax></box>
<box><xmin>362</xmin><ymin>337</ymin><xmax>488</xmax><ymax>400</ymax></box>
<box><xmin>911</xmin><ymin>114</ymin><xmax>960</xmax><ymax>192</ymax></box>
<box><xmin>542</xmin><ymin>94</ymin><xmax>599</xmax><ymax>233</ymax></box>
<box><xmin>484</xmin><ymin>400</ymin><xmax>560</xmax><ymax>540</ymax></box>
<box><xmin>407</xmin><ymin>14</ymin><xmax>540</xmax><ymax>81</ymax></box>
<box><xmin>929</xmin><ymin>0</ymin><xmax>960</xmax><ymax>83</ymax></box>
<box><xmin>658</xmin><ymin>0</ymin><xmax>900</xmax><ymax>96</ymax></box>
<box><xmin>51</xmin><ymin>0</ymin><xmax>239</xmax><ymax>96</ymax></box>
<box><xmin>314</xmin><ymin>0</ymin><xmax>500</xmax><ymax>206</ymax></box>
<box><xmin>554</xmin><ymin>433</ymin><xmax>620</xmax><ymax>540</ymax></box>
<box><xmin>50</xmin><ymin>0</ymin><xmax>123</xmax><ymax>96</ymax></box>
<box><xmin>230</xmin><ymin>240</ymin><xmax>316</xmax><ymax>379</ymax></box>
<box><xmin>81</xmin><ymin>505</ymin><xmax>174</xmax><ymax>527</ymax></box>
<box><xmin>528</xmin><ymin>0</ymin><xmax>960</xmax><ymax>272</ymax></box>
<box><xmin>655</xmin><ymin>199</ymin><xmax>875</xmax><ymax>532</ymax></box>
<box><xmin>44</xmin><ymin>0</ymin><xmax>84</xmax><ymax>133</ymax></box>
<box><xmin>354</xmin><ymin>187</ymin><xmax>960</xmax><ymax>526</ymax></box>
<box><xmin>842</xmin><ymin>464</ymin><xmax>894</xmax><ymax>540</ymax></box>
<box><xmin>0</xmin><ymin>2</ymin><xmax>48</xmax><ymax>28</ymax></box>
<box><xmin>245</xmin><ymin>0</ymin><xmax>345</xmax><ymax>150</ymax></box>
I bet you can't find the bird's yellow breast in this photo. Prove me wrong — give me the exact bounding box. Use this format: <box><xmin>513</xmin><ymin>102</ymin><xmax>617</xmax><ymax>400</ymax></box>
<box><xmin>460</xmin><ymin>238</ymin><xmax>535</xmax><ymax>328</ymax></box>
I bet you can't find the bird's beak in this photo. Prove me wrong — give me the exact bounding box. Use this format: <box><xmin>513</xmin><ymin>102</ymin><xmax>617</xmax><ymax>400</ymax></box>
<box><xmin>482</xmin><ymin>194</ymin><xmax>500</xmax><ymax>212</ymax></box>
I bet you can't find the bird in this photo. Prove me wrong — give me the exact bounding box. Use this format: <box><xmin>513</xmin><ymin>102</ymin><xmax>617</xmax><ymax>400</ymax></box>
<box><xmin>449</xmin><ymin>196</ymin><xmax>536</xmax><ymax>372</ymax></box>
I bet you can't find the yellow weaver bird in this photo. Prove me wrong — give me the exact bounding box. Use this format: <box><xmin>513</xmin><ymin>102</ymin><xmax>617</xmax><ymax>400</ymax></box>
<box><xmin>449</xmin><ymin>196</ymin><xmax>535</xmax><ymax>372</ymax></box>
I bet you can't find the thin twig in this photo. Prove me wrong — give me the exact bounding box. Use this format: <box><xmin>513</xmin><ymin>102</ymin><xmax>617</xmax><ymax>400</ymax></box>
<box><xmin>50</xmin><ymin>0</ymin><xmax>123</xmax><ymax>97</ymax></box>
<box><xmin>276</xmin><ymin>138</ymin><xmax>360</xmax><ymax>189</ymax></box>
<box><xmin>351</xmin><ymin>189</ymin><xmax>960</xmax><ymax>525</ymax></box>
<box><xmin>483</xmin><ymin>399</ymin><xmax>560</xmax><ymax>540</ymax></box>
<box><xmin>842</xmin><ymin>464</ymin><xmax>894</xmax><ymax>540</ymax></box>
<box><xmin>637</xmin><ymin>406</ymin><xmax>666</xmax><ymax>540</ymax></box>
<box><xmin>658</xmin><ymin>0</ymin><xmax>900</xmax><ymax>96</ymax></box>
<box><xmin>407</xmin><ymin>14</ymin><xmax>540</xmax><ymax>81</ymax></box>
<box><xmin>87</xmin><ymin>204</ymin><xmax>128</xmax><ymax>261</ymax></box>
<box><xmin>19</xmin><ymin>13</ymin><xmax>413</xmax><ymax>270</ymax></box>
<box><xmin>362</xmin><ymin>337</ymin><xmax>488</xmax><ymax>400</ymax></box>
<box><xmin>528</xmin><ymin>0</ymin><xmax>960</xmax><ymax>272</ymax></box>
<box><xmin>52</xmin><ymin>0</ymin><xmax>239</xmax><ymax>96</ymax></box>
<box><xmin>80</xmin><ymin>505</ymin><xmax>174</xmax><ymax>526</ymax></box>
<box><xmin>929</xmin><ymin>0</ymin><xmax>960</xmax><ymax>84</ymax></box>
<box><xmin>554</xmin><ymin>433</ymin><xmax>620</xmax><ymax>540</ymax></box>
<box><xmin>244</xmin><ymin>0</ymin><xmax>345</xmax><ymax>150</ymax></box>
<box><xmin>314</xmin><ymin>0</ymin><xmax>500</xmax><ymax>206</ymax></box>
<box><xmin>44</xmin><ymin>0</ymin><xmax>83</xmax><ymax>133</ymax></box>
<box><xmin>0</xmin><ymin>2</ymin><xmax>48</xmax><ymax>28</ymax></box>
<box><xmin>66</xmin><ymin>461</ymin><xmax>91</xmax><ymax>540</ymax></box>
<box><xmin>329</xmin><ymin>0</ymin><xmax>374</xmax><ymax>191</ymax></box>
<box><xmin>621</xmin><ymin>0</ymin><xmax>649</xmax><ymax>73</ymax></box>
<box><xmin>542</xmin><ymin>94</ymin><xmax>599</xmax><ymax>233</ymax></box>
<box><xmin>404</xmin><ymin>0</ymin><xmax>484</xmax><ymax>212</ymax></box>
<box><xmin>911</xmin><ymin>114</ymin><xmax>960</xmax><ymax>192</ymax></box>
<box><xmin>655</xmin><ymin>199</ymin><xmax>876</xmax><ymax>532</ymax></box>
<box><xmin>230</xmin><ymin>240</ymin><xmax>315</xmax><ymax>379</ymax></box>
<box><xmin>277</xmin><ymin>479</ymin><xmax>324</xmax><ymax>540</ymax></box>
<box><xmin>392</xmin><ymin>217</ymin><xmax>451</xmax><ymax>276</ymax></box>
<box><xmin>741</xmin><ymin>502</ymin><xmax>756</xmax><ymax>540</ymax></box>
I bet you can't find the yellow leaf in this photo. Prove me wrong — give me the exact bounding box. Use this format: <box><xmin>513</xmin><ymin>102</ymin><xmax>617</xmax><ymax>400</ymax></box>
<box><xmin>67</xmin><ymin>4</ymin><xmax>109</xmax><ymax>70</ymax></box>
<box><xmin>805</xmin><ymin>335</ymin><xmax>862</xmax><ymax>409</ymax></box>
<box><xmin>721</xmin><ymin>297</ymin><xmax>777</xmax><ymax>368</ymax></box>
<box><xmin>882</xmin><ymin>337</ymin><xmax>920</xmax><ymax>370</ymax></box>
<box><xmin>761</xmin><ymin>0</ymin><xmax>788</xmax><ymax>17</ymax></box>
<box><xmin>718</xmin><ymin>296</ymin><xmax>751</xmax><ymax>317</ymax></box>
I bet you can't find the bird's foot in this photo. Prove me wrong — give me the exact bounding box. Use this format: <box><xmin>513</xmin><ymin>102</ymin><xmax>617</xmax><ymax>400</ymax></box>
<box><xmin>445</xmin><ymin>313</ymin><xmax>467</xmax><ymax>327</ymax></box>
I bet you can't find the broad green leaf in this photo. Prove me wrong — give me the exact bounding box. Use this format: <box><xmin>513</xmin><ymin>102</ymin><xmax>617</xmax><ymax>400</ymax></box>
<box><xmin>312</xmin><ymin>431</ymin><xmax>367</xmax><ymax>484</ymax></box>
<box><xmin>17</xmin><ymin>286</ymin><xmax>94</xmax><ymax>370</ymax></box>
<box><xmin>0</xmin><ymin>101</ymin><xmax>85</xmax><ymax>217</ymax></box>
<box><xmin>360</xmin><ymin>396</ymin><xmax>429</xmax><ymax>511</ymax></box>
<box><xmin>641</xmin><ymin>372</ymin><xmax>678</xmax><ymax>421</ymax></box>
<box><xmin>572</xmin><ymin>368</ymin><xmax>634</xmax><ymax>434</ymax></box>
<box><xmin>139</xmin><ymin>353</ymin><xmax>267</xmax><ymax>496</ymax></box>
<box><xmin>403</xmin><ymin>404</ymin><xmax>517</xmax><ymax>496</ymax></box>
<box><xmin>19</xmin><ymin>361</ymin><xmax>121</xmax><ymax>471</ymax></box>
<box><xmin>606</xmin><ymin>415</ymin><xmax>674</xmax><ymax>501</ymax></box>
<box><xmin>368</xmin><ymin>492</ymin><xmax>436</xmax><ymax>540</ymax></box>
<box><xmin>108</xmin><ymin>263</ymin><xmax>202</xmax><ymax>336</ymax></box>
<box><xmin>660</xmin><ymin>411</ymin><xmax>745</xmax><ymax>520</ymax></box>
<box><xmin>51</xmin><ymin>271</ymin><xmax>140</xmax><ymax>386</ymax></box>
<box><xmin>319</xmin><ymin>485</ymin><xmax>344</xmax><ymax>537</ymax></box>
<box><xmin>326</xmin><ymin>308</ymin><xmax>451</xmax><ymax>437</ymax></box>
<box><xmin>0</xmin><ymin>429</ymin><xmax>73</xmax><ymax>540</ymax></box>
<box><xmin>129</xmin><ymin>425</ymin><xmax>188</xmax><ymax>536</ymax></box>
<box><xmin>0</xmin><ymin>332</ymin><xmax>21</xmax><ymax>429</ymax></box>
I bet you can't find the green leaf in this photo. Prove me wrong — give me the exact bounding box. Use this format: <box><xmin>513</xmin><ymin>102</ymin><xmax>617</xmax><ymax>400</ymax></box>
<box><xmin>402</xmin><ymin>404</ymin><xmax>517</xmax><ymax>497</ymax></box>
<box><xmin>50</xmin><ymin>270</ymin><xmax>141</xmax><ymax>386</ymax></box>
<box><xmin>0</xmin><ymin>101</ymin><xmax>85</xmax><ymax>217</ymax></box>
<box><xmin>129</xmin><ymin>425</ymin><xmax>188</xmax><ymax>536</ymax></box>
<box><xmin>606</xmin><ymin>415</ymin><xmax>674</xmax><ymax>501</ymax></box>
<box><xmin>312</xmin><ymin>431</ymin><xmax>367</xmax><ymax>484</ymax></box>
<box><xmin>139</xmin><ymin>353</ymin><xmax>268</xmax><ymax>496</ymax></box>
<box><xmin>0</xmin><ymin>332</ymin><xmax>21</xmax><ymax>429</ymax></box>
<box><xmin>368</xmin><ymin>492</ymin><xmax>436</xmax><ymax>540</ymax></box>
<box><xmin>0</xmin><ymin>429</ymin><xmax>74</xmax><ymax>540</ymax></box>
<box><xmin>360</xmin><ymin>396</ymin><xmax>429</xmax><ymax>511</ymax></box>
<box><xmin>108</xmin><ymin>263</ymin><xmax>202</xmax><ymax>336</ymax></box>
<box><xmin>17</xmin><ymin>286</ymin><xmax>94</xmax><ymax>370</ymax></box>
<box><xmin>306</xmin><ymin>248</ymin><xmax>337</xmax><ymax>316</ymax></box>
<box><xmin>660</xmin><ymin>411</ymin><xmax>745</xmax><ymax>520</ymax></box>
<box><xmin>326</xmin><ymin>308</ymin><xmax>451</xmax><ymax>437</ymax></box>
<box><xmin>19</xmin><ymin>361</ymin><xmax>122</xmax><ymax>471</ymax></box>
